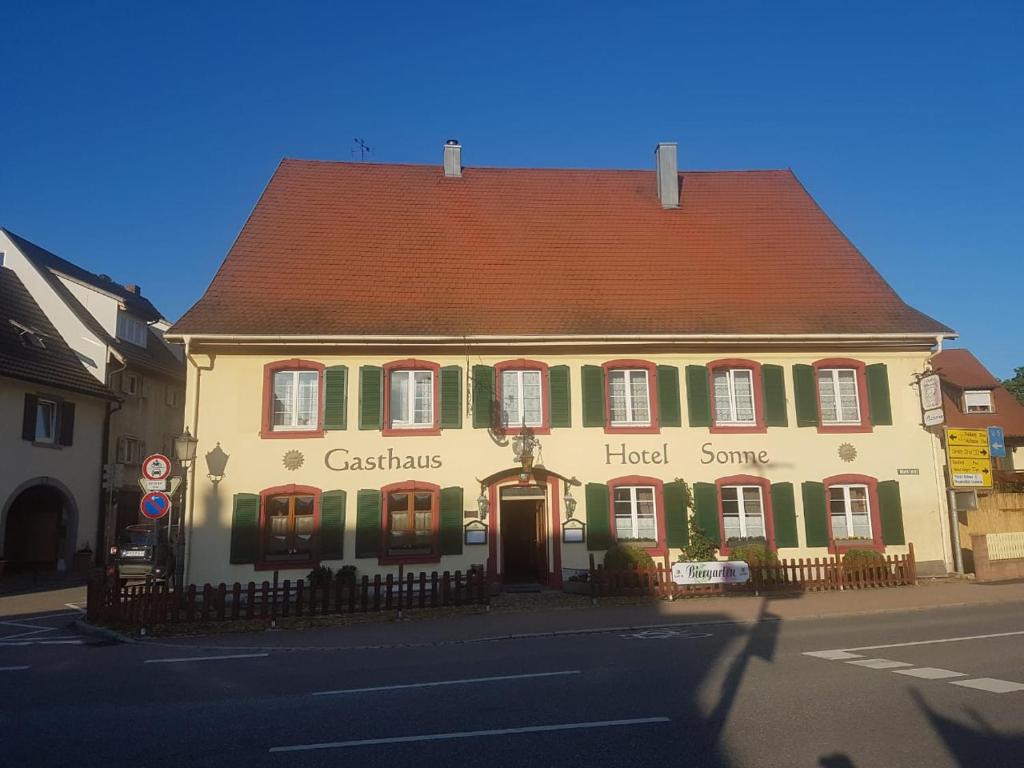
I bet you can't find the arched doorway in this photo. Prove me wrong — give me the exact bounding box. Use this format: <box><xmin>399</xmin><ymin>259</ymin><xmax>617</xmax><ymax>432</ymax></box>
<box><xmin>2</xmin><ymin>482</ymin><xmax>76</xmax><ymax>573</ymax></box>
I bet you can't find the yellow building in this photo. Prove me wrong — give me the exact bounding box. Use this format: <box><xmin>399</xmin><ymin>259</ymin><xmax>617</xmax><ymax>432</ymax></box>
<box><xmin>168</xmin><ymin>142</ymin><xmax>956</xmax><ymax>587</ymax></box>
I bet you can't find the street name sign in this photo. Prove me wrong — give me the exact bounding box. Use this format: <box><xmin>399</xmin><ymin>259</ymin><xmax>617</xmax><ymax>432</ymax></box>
<box><xmin>671</xmin><ymin>561</ymin><xmax>750</xmax><ymax>585</ymax></box>
<box><xmin>140</xmin><ymin>491</ymin><xmax>172</xmax><ymax>520</ymax></box>
<box><xmin>138</xmin><ymin>478</ymin><xmax>167</xmax><ymax>492</ymax></box>
<box><xmin>946</xmin><ymin>428</ymin><xmax>992</xmax><ymax>488</ymax></box>
<box><xmin>142</xmin><ymin>453</ymin><xmax>172</xmax><ymax>481</ymax></box>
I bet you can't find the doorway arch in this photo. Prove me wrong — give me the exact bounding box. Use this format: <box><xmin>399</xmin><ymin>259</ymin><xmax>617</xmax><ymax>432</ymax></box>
<box><xmin>1</xmin><ymin>477</ymin><xmax>79</xmax><ymax>572</ymax></box>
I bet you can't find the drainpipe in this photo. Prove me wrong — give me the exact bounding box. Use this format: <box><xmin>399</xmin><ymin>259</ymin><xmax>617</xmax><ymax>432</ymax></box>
<box><xmin>97</xmin><ymin>350</ymin><xmax>127</xmax><ymax>564</ymax></box>
<box><xmin>182</xmin><ymin>337</ymin><xmax>212</xmax><ymax>587</ymax></box>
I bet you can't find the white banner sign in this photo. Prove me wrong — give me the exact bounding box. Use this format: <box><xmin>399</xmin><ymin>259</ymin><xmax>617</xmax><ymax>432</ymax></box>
<box><xmin>671</xmin><ymin>561</ymin><xmax>750</xmax><ymax>585</ymax></box>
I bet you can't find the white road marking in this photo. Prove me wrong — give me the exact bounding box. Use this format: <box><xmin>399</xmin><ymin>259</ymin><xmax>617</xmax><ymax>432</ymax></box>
<box><xmin>0</xmin><ymin>665</ymin><xmax>31</xmax><ymax>671</ymax></box>
<box><xmin>840</xmin><ymin>630</ymin><xmax>1024</xmax><ymax>653</ymax></box>
<box><xmin>893</xmin><ymin>668</ymin><xmax>966</xmax><ymax>680</ymax></box>
<box><xmin>269</xmin><ymin>717</ymin><xmax>672</xmax><ymax>752</ymax></box>
<box><xmin>144</xmin><ymin>652</ymin><xmax>270</xmax><ymax>664</ymax></box>
<box><xmin>313</xmin><ymin>670</ymin><xmax>580</xmax><ymax>696</ymax></box>
<box><xmin>950</xmin><ymin>678</ymin><xmax>1024</xmax><ymax>694</ymax></box>
<box><xmin>845</xmin><ymin>658</ymin><xmax>914</xmax><ymax>669</ymax></box>
<box><xmin>64</xmin><ymin>603</ymin><xmax>86</xmax><ymax>613</ymax></box>
<box><xmin>40</xmin><ymin>640</ymin><xmax>83</xmax><ymax>645</ymax></box>
<box><xmin>803</xmin><ymin>650</ymin><xmax>864</xmax><ymax>660</ymax></box>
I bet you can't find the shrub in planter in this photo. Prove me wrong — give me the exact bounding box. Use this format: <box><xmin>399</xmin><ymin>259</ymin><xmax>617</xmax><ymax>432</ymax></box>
<box><xmin>307</xmin><ymin>565</ymin><xmax>333</xmax><ymax>587</ymax></box>
<box><xmin>603</xmin><ymin>543</ymin><xmax>655</xmax><ymax>572</ymax></box>
<box><xmin>727</xmin><ymin>538</ymin><xmax>778</xmax><ymax>566</ymax></box>
<box><xmin>842</xmin><ymin>548</ymin><xmax>886</xmax><ymax>570</ymax></box>
<box><xmin>338</xmin><ymin>565</ymin><xmax>357</xmax><ymax>585</ymax></box>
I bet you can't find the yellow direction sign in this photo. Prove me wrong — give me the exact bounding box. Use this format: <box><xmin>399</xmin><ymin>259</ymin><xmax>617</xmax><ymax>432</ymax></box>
<box><xmin>946</xmin><ymin>428</ymin><xmax>989</xmax><ymax>447</ymax></box>
<box><xmin>948</xmin><ymin>444</ymin><xmax>991</xmax><ymax>460</ymax></box>
<box><xmin>947</xmin><ymin>428</ymin><xmax>993</xmax><ymax>488</ymax></box>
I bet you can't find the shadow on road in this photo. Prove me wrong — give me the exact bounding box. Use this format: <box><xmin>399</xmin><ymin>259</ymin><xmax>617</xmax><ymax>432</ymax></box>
<box><xmin>911</xmin><ymin>688</ymin><xmax>1024</xmax><ymax>767</ymax></box>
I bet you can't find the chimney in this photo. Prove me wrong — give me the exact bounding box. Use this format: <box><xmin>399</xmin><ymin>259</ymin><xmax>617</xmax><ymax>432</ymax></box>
<box><xmin>124</xmin><ymin>284</ymin><xmax>141</xmax><ymax>296</ymax></box>
<box><xmin>655</xmin><ymin>142</ymin><xmax>679</xmax><ymax>208</ymax></box>
<box><xmin>443</xmin><ymin>139</ymin><xmax>462</xmax><ymax>178</ymax></box>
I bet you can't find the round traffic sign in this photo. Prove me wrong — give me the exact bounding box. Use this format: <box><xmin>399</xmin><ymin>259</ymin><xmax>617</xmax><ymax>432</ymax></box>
<box><xmin>140</xmin><ymin>491</ymin><xmax>172</xmax><ymax>520</ymax></box>
<box><xmin>142</xmin><ymin>453</ymin><xmax>172</xmax><ymax>481</ymax></box>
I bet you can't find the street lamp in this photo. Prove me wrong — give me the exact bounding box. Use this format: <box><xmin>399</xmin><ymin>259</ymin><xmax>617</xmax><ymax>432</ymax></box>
<box><xmin>172</xmin><ymin>427</ymin><xmax>198</xmax><ymax>590</ymax></box>
<box><xmin>173</xmin><ymin>427</ymin><xmax>198</xmax><ymax>466</ymax></box>
<box><xmin>563</xmin><ymin>487</ymin><xmax>577</xmax><ymax>519</ymax></box>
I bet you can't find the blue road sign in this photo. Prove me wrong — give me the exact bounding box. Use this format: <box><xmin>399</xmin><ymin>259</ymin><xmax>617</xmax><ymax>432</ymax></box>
<box><xmin>140</xmin><ymin>491</ymin><xmax>171</xmax><ymax>520</ymax></box>
<box><xmin>988</xmin><ymin>426</ymin><xmax>1006</xmax><ymax>459</ymax></box>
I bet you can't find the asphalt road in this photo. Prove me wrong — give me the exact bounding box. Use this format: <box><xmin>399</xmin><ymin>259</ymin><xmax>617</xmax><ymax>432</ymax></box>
<box><xmin>1</xmin><ymin>602</ymin><xmax>1022</xmax><ymax>768</ymax></box>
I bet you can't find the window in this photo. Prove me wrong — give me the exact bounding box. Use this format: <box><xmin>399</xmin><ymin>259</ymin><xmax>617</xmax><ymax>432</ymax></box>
<box><xmin>165</xmin><ymin>386</ymin><xmax>180</xmax><ymax>408</ymax></box>
<box><xmin>721</xmin><ymin>485</ymin><xmax>766</xmax><ymax>540</ymax></box>
<box><xmin>817</xmin><ymin>368</ymin><xmax>861</xmax><ymax>424</ymax></box>
<box><xmin>713</xmin><ymin>368</ymin><xmax>756</xmax><ymax>425</ymax></box>
<box><xmin>35</xmin><ymin>398</ymin><xmax>57</xmax><ymax>443</ymax></box>
<box><xmin>121</xmin><ymin>372</ymin><xmax>140</xmax><ymax>396</ymax></box>
<box><xmin>963</xmin><ymin>390</ymin><xmax>993</xmax><ymax>413</ymax></box>
<box><xmin>613</xmin><ymin>486</ymin><xmax>657</xmax><ymax>541</ymax></box>
<box><xmin>829</xmin><ymin>485</ymin><xmax>872</xmax><ymax>539</ymax></box>
<box><xmin>385</xmin><ymin>487</ymin><xmax>437</xmax><ymax>557</ymax></box>
<box><xmin>116</xmin><ymin>311</ymin><xmax>148</xmax><ymax>347</ymax></box>
<box><xmin>389</xmin><ymin>369</ymin><xmax>434</xmax><ymax>428</ymax></box>
<box><xmin>501</xmin><ymin>369</ymin><xmax>543</xmax><ymax>428</ymax></box>
<box><xmin>117</xmin><ymin>435</ymin><xmax>143</xmax><ymax>464</ymax></box>
<box><xmin>262</xmin><ymin>492</ymin><xmax>316</xmax><ymax>564</ymax></box>
<box><xmin>272</xmin><ymin>370</ymin><xmax>319</xmax><ymax>431</ymax></box>
<box><xmin>608</xmin><ymin>369</ymin><xmax>650</xmax><ymax>426</ymax></box>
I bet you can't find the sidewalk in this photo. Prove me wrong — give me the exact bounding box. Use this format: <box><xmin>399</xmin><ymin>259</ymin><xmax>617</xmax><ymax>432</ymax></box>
<box><xmin>138</xmin><ymin>579</ymin><xmax>1024</xmax><ymax>650</ymax></box>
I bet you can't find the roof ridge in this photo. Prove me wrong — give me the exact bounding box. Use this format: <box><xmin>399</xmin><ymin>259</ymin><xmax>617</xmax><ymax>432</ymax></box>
<box><xmin>279</xmin><ymin>157</ymin><xmax>792</xmax><ymax>175</ymax></box>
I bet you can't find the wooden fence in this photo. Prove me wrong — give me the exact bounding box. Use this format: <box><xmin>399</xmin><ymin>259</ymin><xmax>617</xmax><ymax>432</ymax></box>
<box><xmin>87</xmin><ymin>568</ymin><xmax>490</xmax><ymax>627</ymax></box>
<box><xmin>589</xmin><ymin>546</ymin><xmax>917</xmax><ymax>599</ymax></box>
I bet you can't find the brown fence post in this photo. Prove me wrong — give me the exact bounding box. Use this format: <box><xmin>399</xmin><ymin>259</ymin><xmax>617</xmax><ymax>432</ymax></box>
<box><xmin>908</xmin><ymin>542</ymin><xmax>917</xmax><ymax>584</ymax></box>
<box><xmin>216</xmin><ymin>583</ymin><xmax>227</xmax><ymax>621</ymax></box>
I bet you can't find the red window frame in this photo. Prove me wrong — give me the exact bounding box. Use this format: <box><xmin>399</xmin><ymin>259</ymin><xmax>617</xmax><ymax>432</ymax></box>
<box><xmin>382</xmin><ymin>359</ymin><xmax>442</xmax><ymax>437</ymax></box>
<box><xmin>813</xmin><ymin>358</ymin><xmax>871</xmax><ymax>434</ymax></box>
<box><xmin>715</xmin><ymin>475</ymin><xmax>775</xmax><ymax>555</ymax></box>
<box><xmin>260</xmin><ymin>359</ymin><xmax>325</xmax><ymax>439</ymax></box>
<box><xmin>495</xmin><ymin>359</ymin><xmax>551</xmax><ymax>435</ymax></box>
<box><xmin>603</xmin><ymin>359</ymin><xmax>659</xmax><ymax>434</ymax></box>
<box><xmin>607</xmin><ymin>475</ymin><xmax>667</xmax><ymax>557</ymax></box>
<box><xmin>823</xmin><ymin>474</ymin><xmax>883</xmax><ymax>553</ymax></box>
<box><xmin>708</xmin><ymin>359</ymin><xmax>767</xmax><ymax>434</ymax></box>
<box><xmin>256</xmin><ymin>484</ymin><xmax>321</xmax><ymax>570</ymax></box>
<box><xmin>379</xmin><ymin>480</ymin><xmax>441</xmax><ymax>565</ymax></box>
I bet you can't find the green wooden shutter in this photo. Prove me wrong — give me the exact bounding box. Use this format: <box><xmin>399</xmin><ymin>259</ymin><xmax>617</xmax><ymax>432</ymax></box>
<box><xmin>686</xmin><ymin>365</ymin><xmax>711</xmax><ymax>428</ymax></box>
<box><xmin>229</xmin><ymin>493</ymin><xmax>261</xmax><ymax>564</ymax></box>
<box><xmin>358</xmin><ymin>366</ymin><xmax>383</xmax><ymax>430</ymax></box>
<box><xmin>802</xmin><ymin>481</ymin><xmax>828</xmax><ymax>547</ymax></box>
<box><xmin>319</xmin><ymin>490</ymin><xmax>346</xmax><ymax>560</ymax></box>
<box><xmin>866</xmin><ymin>363</ymin><xmax>893</xmax><ymax>426</ymax></box>
<box><xmin>440</xmin><ymin>486</ymin><xmax>464</xmax><ymax>555</ymax></box>
<box><xmin>21</xmin><ymin>393</ymin><xmax>37</xmax><ymax>441</ymax></box>
<box><xmin>581</xmin><ymin>365</ymin><xmax>606</xmax><ymax>428</ymax></box>
<box><xmin>793</xmin><ymin>364</ymin><xmax>819</xmax><ymax>427</ymax></box>
<box><xmin>324</xmin><ymin>365</ymin><xmax>348</xmax><ymax>430</ymax></box>
<box><xmin>663</xmin><ymin>480</ymin><xmax>690</xmax><ymax>548</ymax></box>
<box><xmin>440</xmin><ymin>366</ymin><xmax>462</xmax><ymax>429</ymax></box>
<box><xmin>472</xmin><ymin>364</ymin><xmax>495</xmax><ymax>429</ymax></box>
<box><xmin>657</xmin><ymin>365</ymin><xmax>682</xmax><ymax>427</ymax></box>
<box><xmin>762</xmin><ymin>364</ymin><xmax>788</xmax><ymax>427</ymax></box>
<box><xmin>692</xmin><ymin>482</ymin><xmax>719</xmax><ymax>545</ymax></box>
<box><xmin>585</xmin><ymin>482</ymin><xmax>611</xmax><ymax>550</ymax></box>
<box><xmin>58</xmin><ymin>401</ymin><xmax>75</xmax><ymax>446</ymax></box>
<box><xmin>878</xmin><ymin>480</ymin><xmax>905</xmax><ymax>545</ymax></box>
<box><xmin>549</xmin><ymin>365</ymin><xmax>572</xmax><ymax>428</ymax></box>
<box><xmin>771</xmin><ymin>482</ymin><xmax>798</xmax><ymax>548</ymax></box>
<box><xmin>355</xmin><ymin>489</ymin><xmax>382</xmax><ymax>559</ymax></box>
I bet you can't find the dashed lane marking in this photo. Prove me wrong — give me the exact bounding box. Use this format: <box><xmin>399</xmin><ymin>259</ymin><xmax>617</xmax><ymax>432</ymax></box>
<box><xmin>0</xmin><ymin>665</ymin><xmax>31</xmax><ymax>671</ymax></box>
<box><xmin>893</xmin><ymin>668</ymin><xmax>965</xmax><ymax>680</ymax></box>
<box><xmin>845</xmin><ymin>658</ymin><xmax>914</xmax><ymax>669</ymax></box>
<box><xmin>803</xmin><ymin>650</ymin><xmax>864</xmax><ymax>660</ymax></box>
<box><xmin>950</xmin><ymin>678</ymin><xmax>1024</xmax><ymax>694</ymax></box>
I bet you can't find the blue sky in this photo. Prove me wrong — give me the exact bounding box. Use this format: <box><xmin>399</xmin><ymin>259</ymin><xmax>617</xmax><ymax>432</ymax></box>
<box><xmin>1</xmin><ymin>1</ymin><xmax>1020</xmax><ymax>376</ymax></box>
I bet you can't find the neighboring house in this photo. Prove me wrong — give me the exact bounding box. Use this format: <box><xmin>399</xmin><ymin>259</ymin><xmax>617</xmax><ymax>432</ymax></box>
<box><xmin>0</xmin><ymin>267</ymin><xmax>115</xmax><ymax>572</ymax></box>
<box><xmin>167</xmin><ymin>141</ymin><xmax>958</xmax><ymax>589</ymax></box>
<box><xmin>0</xmin><ymin>230</ymin><xmax>186</xmax><ymax>563</ymax></box>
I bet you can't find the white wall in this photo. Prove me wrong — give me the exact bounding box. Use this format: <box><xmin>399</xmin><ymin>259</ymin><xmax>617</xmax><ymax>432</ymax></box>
<box><xmin>57</xmin><ymin>275</ymin><xmax>119</xmax><ymax>338</ymax></box>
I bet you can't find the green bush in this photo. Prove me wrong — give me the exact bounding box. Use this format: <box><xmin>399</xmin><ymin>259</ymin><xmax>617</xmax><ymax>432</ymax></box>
<box><xmin>307</xmin><ymin>565</ymin><xmax>333</xmax><ymax>587</ymax></box>
<box><xmin>338</xmin><ymin>565</ymin><xmax>357</xmax><ymax>584</ymax></box>
<box><xmin>678</xmin><ymin>519</ymin><xmax>719</xmax><ymax>562</ymax></box>
<box><xmin>842</xmin><ymin>548</ymin><xmax>886</xmax><ymax>570</ymax></box>
<box><xmin>727</xmin><ymin>538</ymin><xmax>778</xmax><ymax>566</ymax></box>
<box><xmin>603</xmin><ymin>543</ymin><xmax>655</xmax><ymax>571</ymax></box>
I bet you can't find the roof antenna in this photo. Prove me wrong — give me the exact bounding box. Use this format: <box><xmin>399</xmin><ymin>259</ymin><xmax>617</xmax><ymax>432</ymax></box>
<box><xmin>352</xmin><ymin>137</ymin><xmax>372</xmax><ymax>161</ymax></box>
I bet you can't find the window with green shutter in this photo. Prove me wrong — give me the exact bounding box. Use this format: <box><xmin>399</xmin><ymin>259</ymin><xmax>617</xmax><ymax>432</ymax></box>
<box><xmin>692</xmin><ymin>482</ymin><xmax>719</xmax><ymax>545</ymax></box>
<box><xmin>358</xmin><ymin>366</ymin><xmax>383</xmax><ymax>430</ymax></box>
<box><xmin>472</xmin><ymin>364</ymin><xmax>496</xmax><ymax>429</ymax></box>
<box><xmin>686</xmin><ymin>365</ymin><xmax>711</xmax><ymax>428</ymax></box>
<box><xmin>585</xmin><ymin>482</ymin><xmax>610</xmax><ymax>550</ymax></box>
<box><xmin>663</xmin><ymin>480</ymin><xmax>690</xmax><ymax>548</ymax></box>
<box><xmin>229</xmin><ymin>493</ymin><xmax>261</xmax><ymax>564</ymax></box>
<box><xmin>324</xmin><ymin>366</ymin><xmax>348</xmax><ymax>430</ymax></box>
<box><xmin>319</xmin><ymin>490</ymin><xmax>347</xmax><ymax>560</ymax></box>
<box><xmin>657</xmin><ymin>365</ymin><xmax>682</xmax><ymax>427</ymax></box>
<box><xmin>440</xmin><ymin>366</ymin><xmax>462</xmax><ymax>429</ymax></box>
<box><xmin>762</xmin><ymin>364</ymin><xmax>788</xmax><ymax>427</ymax></box>
<box><xmin>793</xmin><ymin>364</ymin><xmax>819</xmax><ymax>427</ymax></box>
<box><xmin>878</xmin><ymin>480</ymin><xmax>905</xmax><ymax>545</ymax></box>
<box><xmin>549</xmin><ymin>365</ymin><xmax>572</xmax><ymax>428</ymax></box>
<box><xmin>866</xmin><ymin>363</ymin><xmax>893</xmax><ymax>426</ymax></box>
<box><xmin>355</xmin><ymin>489</ymin><xmax>382</xmax><ymax>558</ymax></box>
<box><xmin>771</xmin><ymin>483</ymin><xmax>798</xmax><ymax>548</ymax></box>
<box><xmin>581</xmin><ymin>366</ymin><xmax>605</xmax><ymax>428</ymax></box>
<box><xmin>802</xmin><ymin>481</ymin><xmax>828</xmax><ymax>547</ymax></box>
<box><xmin>440</xmin><ymin>486</ymin><xmax>464</xmax><ymax>555</ymax></box>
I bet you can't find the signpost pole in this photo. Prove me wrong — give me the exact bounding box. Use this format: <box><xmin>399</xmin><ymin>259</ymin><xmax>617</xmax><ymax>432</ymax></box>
<box><xmin>947</xmin><ymin>488</ymin><xmax>964</xmax><ymax>574</ymax></box>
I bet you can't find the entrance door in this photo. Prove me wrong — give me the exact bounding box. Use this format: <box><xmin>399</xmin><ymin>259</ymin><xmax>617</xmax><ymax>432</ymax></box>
<box><xmin>3</xmin><ymin>485</ymin><xmax>67</xmax><ymax>571</ymax></box>
<box><xmin>501</xmin><ymin>499</ymin><xmax>546</xmax><ymax>583</ymax></box>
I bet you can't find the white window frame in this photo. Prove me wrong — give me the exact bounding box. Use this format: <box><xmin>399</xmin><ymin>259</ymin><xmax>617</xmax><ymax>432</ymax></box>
<box><xmin>613</xmin><ymin>485</ymin><xmax>658</xmax><ymax>541</ymax></box>
<box><xmin>721</xmin><ymin>485</ymin><xmax>766</xmax><ymax>540</ymax></box>
<box><xmin>608</xmin><ymin>368</ymin><xmax>651</xmax><ymax>426</ymax></box>
<box><xmin>963</xmin><ymin>390</ymin><xmax>993</xmax><ymax>413</ymax></box>
<box><xmin>501</xmin><ymin>369</ymin><xmax>544</xmax><ymax>428</ymax></box>
<box><xmin>818</xmin><ymin>368</ymin><xmax>861</xmax><ymax>424</ymax></box>
<box><xmin>116</xmin><ymin>311</ymin><xmax>148</xmax><ymax>347</ymax></box>
<box><xmin>121</xmin><ymin>372</ymin><xmax>140</xmax><ymax>396</ymax></box>
<box><xmin>116</xmin><ymin>435</ymin><xmax>143</xmax><ymax>464</ymax></box>
<box><xmin>35</xmin><ymin>398</ymin><xmax>57</xmax><ymax>444</ymax></box>
<box><xmin>713</xmin><ymin>368</ymin><xmax>757</xmax><ymax>425</ymax></box>
<box><xmin>829</xmin><ymin>484</ymin><xmax>872</xmax><ymax>540</ymax></box>
<box><xmin>271</xmin><ymin>369</ymin><xmax>320</xmax><ymax>432</ymax></box>
<box><xmin>165</xmin><ymin>386</ymin><xmax>179</xmax><ymax>408</ymax></box>
<box><xmin>389</xmin><ymin>369</ymin><xmax>435</xmax><ymax>429</ymax></box>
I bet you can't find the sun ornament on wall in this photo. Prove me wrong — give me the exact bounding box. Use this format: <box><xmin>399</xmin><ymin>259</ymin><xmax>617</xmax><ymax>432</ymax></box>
<box><xmin>282</xmin><ymin>450</ymin><xmax>305</xmax><ymax>471</ymax></box>
<box><xmin>838</xmin><ymin>443</ymin><xmax>857</xmax><ymax>463</ymax></box>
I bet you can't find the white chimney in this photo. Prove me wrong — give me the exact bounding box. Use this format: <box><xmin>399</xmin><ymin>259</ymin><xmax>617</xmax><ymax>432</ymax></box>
<box><xmin>443</xmin><ymin>139</ymin><xmax>462</xmax><ymax>178</ymax></box>
<box><xmin>655</xmin><ymin>142</ymin><xmax>679</xmax><ymax>208</ymax></box>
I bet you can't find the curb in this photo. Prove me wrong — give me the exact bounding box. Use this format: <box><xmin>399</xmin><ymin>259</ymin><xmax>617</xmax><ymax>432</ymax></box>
<box><xmin>73</xmin><ymin>619</ymin><xmax>136</xmax><ymax>644</ymax></box>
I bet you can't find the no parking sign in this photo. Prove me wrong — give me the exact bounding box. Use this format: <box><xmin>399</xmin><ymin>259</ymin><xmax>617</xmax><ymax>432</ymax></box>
<box><xmin>140</xmin><ymin>491</ymin><xmax>172</xmax><ymax>520</ymax></box>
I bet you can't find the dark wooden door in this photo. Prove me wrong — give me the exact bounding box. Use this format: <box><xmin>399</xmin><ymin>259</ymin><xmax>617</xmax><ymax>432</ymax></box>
<box><xmin>501</xmin><ymin>499</ymin><xmax>546</xmax><ymax>583</ymax></box>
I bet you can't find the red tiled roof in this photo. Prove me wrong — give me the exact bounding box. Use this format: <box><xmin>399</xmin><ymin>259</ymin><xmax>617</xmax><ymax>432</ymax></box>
<box><xmin>171</xmin><ymin>160</ymin><xmax>952</xmax><ymax>338</ymax></box>
<box><xmin>932</xmin><ymin>349</ymin><xmax>1024</xmax><ymax>437</ymax></box>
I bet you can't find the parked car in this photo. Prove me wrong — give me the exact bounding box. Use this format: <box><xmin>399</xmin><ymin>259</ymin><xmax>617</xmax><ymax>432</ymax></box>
<box><xmin>111</xmin><ymin>524</ymin><xmax>175</xmax><ymax>581</ymax></box>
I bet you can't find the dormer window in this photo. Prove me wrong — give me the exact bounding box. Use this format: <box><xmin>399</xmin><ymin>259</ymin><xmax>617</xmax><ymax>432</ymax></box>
<box><xmin>116</xmin><ymin>311</ymin><xmax>148</xmax><ymax>347</ymax></box>
<box><xmin>11</xmin><ymin>320</ymin><xmax>45</xmax><ymax>350</ymax></box>
<box><xmin>963</xmin><ymin>390</ymin><xmax>993</xmax><ymax>413</ymax></box>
